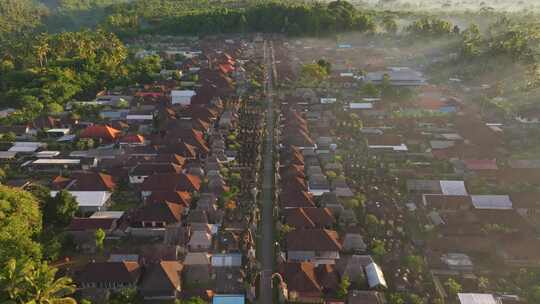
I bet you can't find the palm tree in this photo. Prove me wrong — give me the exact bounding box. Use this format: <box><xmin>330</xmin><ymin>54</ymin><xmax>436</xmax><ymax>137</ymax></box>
<box><xmin>26</xmin><ymin>261</ymin><xmax>77</xmax><ymax>304</ymax></box>
<box><xmin>0</xmin><ymin>259</ymin><xmax>76</xmax><ymax>304</ymax></box>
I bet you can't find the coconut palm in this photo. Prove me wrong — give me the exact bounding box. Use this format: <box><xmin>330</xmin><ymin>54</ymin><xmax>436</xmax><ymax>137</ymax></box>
<box><xmin>0</xmin><ymin>259</ymin><xmax>76</xmax><ymax>304</ymax></box>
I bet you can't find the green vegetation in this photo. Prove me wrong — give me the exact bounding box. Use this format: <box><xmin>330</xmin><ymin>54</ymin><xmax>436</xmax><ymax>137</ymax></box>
<box><xmin>0</xmin><ymin>186</ymin><xmax>76</xmax><ymax>303</ymax></box>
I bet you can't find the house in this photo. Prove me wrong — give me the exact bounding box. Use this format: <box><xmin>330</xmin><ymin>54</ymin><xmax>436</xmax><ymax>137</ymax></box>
<box><xmin>119</xmin><ymin>134</ymin><xmax>146</xmax><ymax>146</ymax></box>
<box><xmin>25</xmin><ymin>159</ymin><xmax>87</xmax><ymax>173</ymax></box>
<box><xmin>284</xmin><ymin>208</ymin><xmax>335</xmax><ymax>230</ymax></box>
<box><xmin>9</xmin><ymin>142</ymin><xmax>45</xmax><ymax>153</ymax></box>
<box><xmin>335</xmin><ymin>255</ymin><xmax>374</xmax><ymax>285</ymax></box>
<box><xmin>67</xmin><ymin>215</ymin><xmax>121</xmax><ymax>244</ymax></box>
<box><xmin>183</xmin><ymin>252</ymin><xmax>212</xmax><ymax>284</ymax></box>
<box><xmin>50</xmin><ymin>190</ymin><xmax>112</xmax><ymax>214</ymax></box>
<box><xmin>171</xmin><ymin>90</ymin><xmax>196</xmax><ymax>105</ymax></box>
<box><xmin>53</xmin><ymin>172</ymin><xmax>116</xmax><ymax>192</ymax></box>
<box><xmin>140</xmin><ymin>173</ymin><xmax>201</xmax><ymax>199</ymax></box>
<box><xmin>188</xmin><ymin>230</ymin><xmax>212</xmax><ymax>252</ymax></box>
<box><xmin>308</xmin><ymin>173</ymin><xmax>330</xmax><ymax>196</ymax></box>
<box><xmin>140</xmin><ymin>261</ymin><xmax>183</xmax><ymax>300</ymax></box>
<box><xmin>79</xmin><ymin>125</ymin><xmax>121</xmax><ymax>142</ymax></box>
<box><xmin>280</xmin><ymin>190</ymin><xmax>316</xmax><ymax>209</ymax></box>
<box><xmin>287</xmin><ymin>229</ymin><xmax>342</xmax><ymax>264</ymax></box>
<box><xmin>342</xmin><ymin>233</ymin><xmax>367</xmax><ymax>253</ymax></box>
<box><xmin>130</xmin><ymin>201</ymin><xmax>183</xmax><ymax>229</ymax></box>
<box><xmin>129</xmin><ymin>163</ymin><xmax>183</xmax><ymax>184</ymax></box>
<box><xmin>282</xmin><ymin>262</ymin><xmax>339</xmax><ymax>303</ymax></box>
<box><xmin>77</xmin><ymin>261</ymin><xmax>141</xmax><ymax>290</ymax></box>
<box><xmin>147</xmin><ymin>191</ymin><xmax>192</xmax><ymax>208</ymax></box>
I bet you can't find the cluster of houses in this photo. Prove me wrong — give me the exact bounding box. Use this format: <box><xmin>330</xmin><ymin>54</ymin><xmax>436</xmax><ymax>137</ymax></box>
<box><xmin>274</xmin><ymin>98</ymin><xmax>386</xmax><ymax>303</ymax></box>
<box><xmin>278</xmin><ymin>38</ymin><xmax>534</xmax><ymax>304</ymax></box>
<box><xmin>0</xmin><ymin>37</ymin><xmax>263</xmax><ymax>304</ymax></box>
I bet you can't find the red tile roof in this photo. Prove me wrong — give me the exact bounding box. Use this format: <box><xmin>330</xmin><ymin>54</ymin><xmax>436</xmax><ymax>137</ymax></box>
<box><xmin>133</xmin><ymin>201</ymin><xmax>183</xmax><ymax>224</ymax></box>
<box><xmin>119</xmin><ymin>134</ymin><xmax>145</xmax><ymax>144</ymax></box>
<box><xmin>141</xmin><ymin>173</ymin><xmax>201</xmax><ymax>192</ymax></box>
<box><xmin>78</xmin><ymin>261</ymin><xmax>141</xmax><ymax>284</ymax></box>
<box><xmin>286</xmin><ymin>229</ymin><xmax>342</xmax><ymax>251</ymax></box>
<box><xmin>80</xmin><ymin>125</ymin><xmax>121</xmax><ymax>141</ymax></box>
<box><xmin>280</xmin><ymin>190</ymin><xmax>315</xmax><ymax>208</ymax></box>
<box><xmin>147</xmin><ymin>191</ymin><xmax>192</xmax><ymax>207</ymax></box>
<box><xmin>285</xmin><ymin>208</ymin><xmax>335</xmax><ymax>229</ymax></box>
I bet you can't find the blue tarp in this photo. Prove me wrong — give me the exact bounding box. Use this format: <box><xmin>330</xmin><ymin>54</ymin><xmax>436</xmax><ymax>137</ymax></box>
<box><xmin>213</xmin><ymin>295</ymin><xmax>245</xmax><ymax>304</ymax></box>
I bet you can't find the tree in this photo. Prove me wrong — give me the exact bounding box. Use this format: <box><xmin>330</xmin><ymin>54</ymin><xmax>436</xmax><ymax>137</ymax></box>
<box><xmin>387</xmin><ymin>293</ymin><xmax>405</xmax><ymax>304</ymax></box>
<box><xmin>46</xmin><ymin>102</ymin><xmax>63</xmax><ymax>114</ymax></box>
<box><xmin>299</xmin><ymin>63</ymin><xmax>328</xmax><ymax>85</ymax></box>
<box><xmin>317</xmin><ymin>59</ymin><xmax>332</xmax><ymax>75</ymax></box>
<box><xmin>176</xmin><ymin>297</ymin><xmax>207</xmax><ymax>304</ymax></box>
<box><xmin>405</xmin><ymin>255</ymin><xmax>424</xmax><ymax>274</ymax></box>
<box><xmin>95</xmin><ymin>228</ymin><xmax>106</xmax><ymax>251</ymax></box>
<box><xmin>370</xmin><ymin>239</ymin><xmax>386</xmax><ymax>261</ymax></box>
<box><xmin>361</xmin><ymin>82</ymin><xmax>380</xmax><ymax>97</ymax></box>
<box><xmin>408</xmin><ymin>294</ymin><xmax>425</xmax><ymax>304</ymax></box>
<box><xmin>44</xmin><ymin>190</ymin><xmax>78</xmax><ymax>228</ymax></box>
<box><xmin>336</xmin><ymin>275</ymin><xmax>351</xmax><ymax>299</ymax></box>
<box><xmin>0</xmin><ymin>258</ymin><xmax>76</xmax><ymax>304</ymax></box>
<box><xmin>530</xmin><ymin>285</ymin><xmax>540</xmax><ymax>303</ymax></box>
<box><xmin>382</xmin><ymin>16</ymin><xmax>398</xmax><ymax>34</ymax></box>
<box><xmin>478</xmin><ymin>276</ymin><xmax>489</xmax><ymax>292</ymax></box>
<box><xmin>445</xmin><ymin>278</ymin><xmax>462</xmax><ymax>297</ymax></box>
<box><xmin>0</xmin><ymin>186</ymin><xmax>42</xmax><ymax>266</ymax></box>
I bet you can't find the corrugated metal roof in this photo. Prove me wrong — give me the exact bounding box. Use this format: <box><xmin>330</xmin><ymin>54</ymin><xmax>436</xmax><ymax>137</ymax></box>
<box><xmin>211</xmin><ymin>253</ymin><xmax>242</xmax><ymax>267</ymax></box>
<box><xmin>365</xmin><ymin>262</ymin><xmax>387</xmax><ymax>289</ymax></box>
<box><xmin>457</xmin><ymin>293</ymin><xmax>498</xmax><ymax>304</ymax></box>
<box><xmin>470</xmin><ymin>195</ymin><xmax>512</xmax><ymax>210</ymax></box>
<box><xmin>440</xmin><ymin>180</ymin><xmax>468</xmax><ymax>196</ymax></box>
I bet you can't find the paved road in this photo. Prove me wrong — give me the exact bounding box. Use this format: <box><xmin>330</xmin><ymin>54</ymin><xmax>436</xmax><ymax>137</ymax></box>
<box><xmin>259</xmin><ymin>40</ymin><xmax>276</xmax><ymax>304</ymax></box>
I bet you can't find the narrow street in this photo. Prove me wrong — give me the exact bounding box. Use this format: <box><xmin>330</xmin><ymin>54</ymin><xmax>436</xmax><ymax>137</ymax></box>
<box><xmin>259</xmin><ymin>40</ymin><xmax>276</xmax><ymax>304</ymax></box>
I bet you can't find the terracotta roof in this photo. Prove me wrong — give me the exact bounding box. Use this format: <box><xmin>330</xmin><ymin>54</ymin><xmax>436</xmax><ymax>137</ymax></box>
<box><xmin>60</xmin><ymin>172</ymin><xmax>116</xmax><ymax>191</ymax></box>
<box><xmin>158</xmin><ymin>142</ymin><xmax>198</xmax><ymax>159</ymax></box>
<box><xmin>140</xmin><ymin>261</ymin><xmax>183</xmax><ymax>294</ymax></box>
<box><xmin>132</xmin><ymin>163</ymin><xmax>183</xmax><ymax>176</ymax></box>
<box><xmin>68</xmin><ymin>218</ymin><xmax>116</xmax><ymax>231</ymax></box>
<box><xmin>133</xmin><ymin>201</ymin><xmax>183</xmax><ymax>224</ymax></box>
<box><xmin>281</xmin><ymin>175</ymin><xmax>308</xmax><ymax>191</ymax></box>
<box><xmin>287</xmin><ymin>229</ymin><xmax>342</xmax><ymax>251</ymax></box>
<box><xmin>78</xmin><ymin>261</ymin><xmax>141</xmax><ymax>284</ymax></box>
<box><xmin>283</xmin><ymin>262</ymin><xmax>322</xmax><ymax>294</ymax></box>
<box><xmin>285</xmin><ymin>208</ymin><xmax>335</xmax><ymax>229</ymax></box>
<box><xmin>280</xmin><ymin>190</ymin><xmax>316</xmax><ymax>208</ymax></box>
<box><xmin>141</xmin><ymin>173</ymin><xmax>201</xmax><ymax>192</ymax></box>
<box><xmin>119</xmin><ymin>134</ymin><xmax>145</xmax><ymax>144</ymax></box>
<box><xmin>147</xmin><ymin>191</ymin><xmax>192</xmax><ymax>207</ymax></box>
<box><xmin>80</xmin><ymin>125</ymin><xmax>121</xmax><ymax>141</ymax></box>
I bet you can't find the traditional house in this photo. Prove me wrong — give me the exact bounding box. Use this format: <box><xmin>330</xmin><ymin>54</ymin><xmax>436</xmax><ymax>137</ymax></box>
<box><xmin>140</xmin><ymin>261</ymin><xmax>183</xmax><ymax>301</ymax></box>
<box><xmin>286</xmin><ymin>229</ymin><xmax>342</xmax><ymax>265</ymax></box>
<box><xmin>78</xmin><ymin>261</ymin><xmax>141</xmax><ymax>290</ymax></box>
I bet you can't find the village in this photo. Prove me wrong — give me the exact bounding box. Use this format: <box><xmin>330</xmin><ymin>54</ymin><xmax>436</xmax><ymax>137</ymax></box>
<box><xmin>0</xmin><ymin>32</ymin><xmax>538</xmax><ymax>304</ymax></box>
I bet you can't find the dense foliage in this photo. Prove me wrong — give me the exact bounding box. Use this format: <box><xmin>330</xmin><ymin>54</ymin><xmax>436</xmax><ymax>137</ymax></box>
<box><xmin>0</xmin><ymin>185</ymin><xmax>43</xmax><ymax>266</ymax></box>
